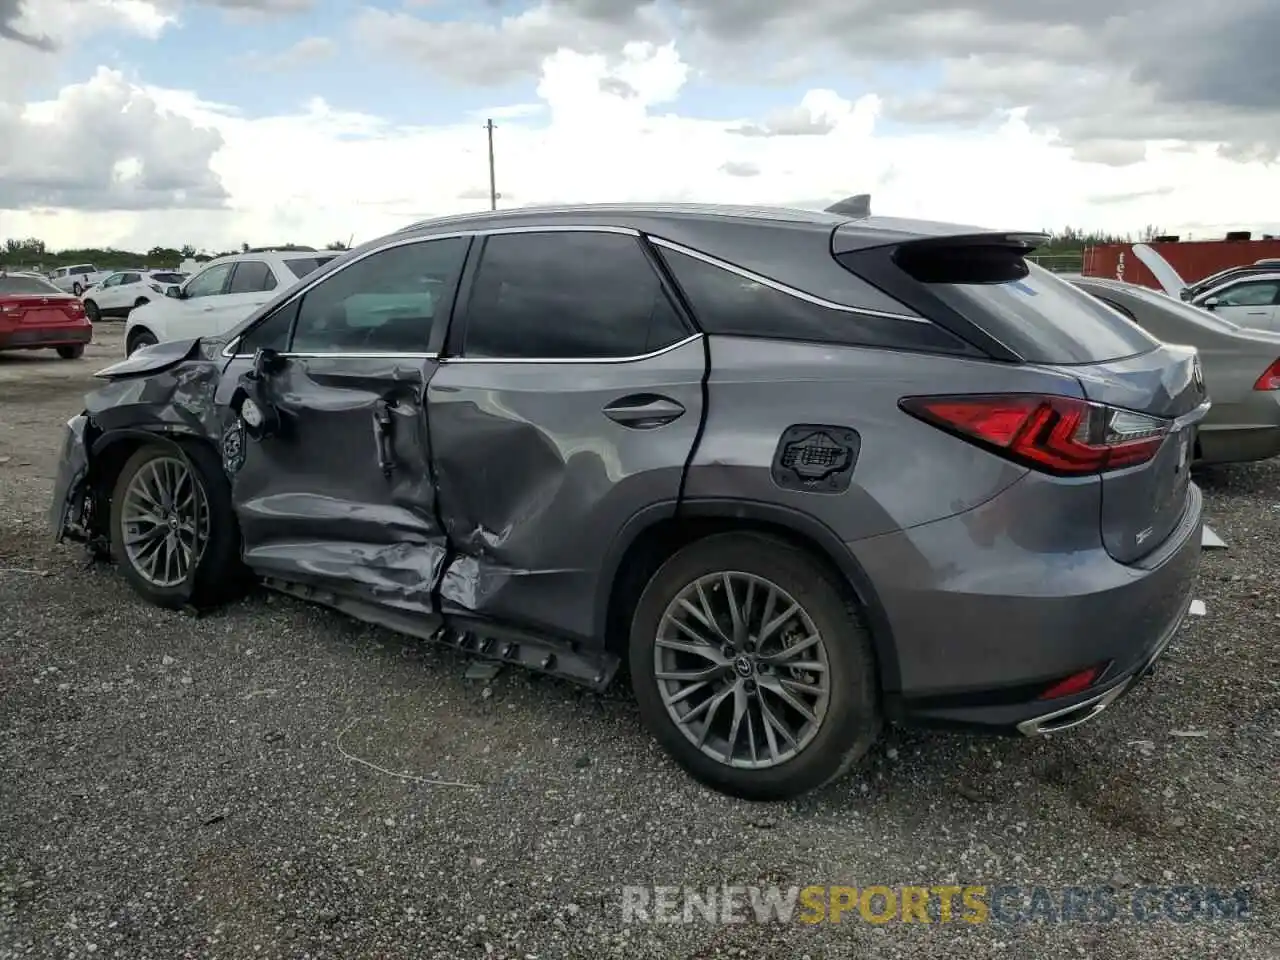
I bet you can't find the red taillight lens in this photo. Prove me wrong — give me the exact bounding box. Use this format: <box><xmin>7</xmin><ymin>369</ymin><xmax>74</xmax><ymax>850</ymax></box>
<box><xmin>1038</xmin><ymin>663</ymin><xmax>1108</xmax><ymax>700</ymax></box>
<box><xmin>1253</xmin><ymin>358</ymin><xmax>1280</xmax><ymax>391</ymax></box>
<box><xmin>899</xmin><ymin>393</ymin><xmax>1170</xmax><ymax>476</ymax></box>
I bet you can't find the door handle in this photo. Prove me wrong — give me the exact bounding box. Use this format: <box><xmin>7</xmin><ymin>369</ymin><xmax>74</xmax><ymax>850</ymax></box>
<box><xmin>602</xmin><ymin>394</ymin><xmax>685</xmax><ymax>429</ymax></box>
<box><xmin>1246</xmin><ymin>311</ymin><xmax>1269</xmax><ymax>316</ymax></box>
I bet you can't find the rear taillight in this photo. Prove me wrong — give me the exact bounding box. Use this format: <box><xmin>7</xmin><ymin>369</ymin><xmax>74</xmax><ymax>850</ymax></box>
<box><xmin>1253</xmin><ymin>359</ymin><xmax>1280</xmax><ymax>391</ymax></box>
<box><xmin>899</xmin><ymin>393</ymin><xmax>1170</xmax><ymax>476</ymax></box>
<box><xmin>1037</xmin><ymin>663</ymin><xmax>1109</xmax><ymax>699</ymax></box>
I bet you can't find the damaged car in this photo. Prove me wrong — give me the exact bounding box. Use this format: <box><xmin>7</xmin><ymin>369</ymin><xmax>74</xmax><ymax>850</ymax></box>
<box><xmin>50</xmin><ymin>201</ymin><xmax>1208</xmax><ymax>800</ymax></box>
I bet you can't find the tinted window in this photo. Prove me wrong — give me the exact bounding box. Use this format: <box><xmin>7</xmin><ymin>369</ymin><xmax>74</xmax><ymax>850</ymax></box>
<box><xmin>121</xmin><ymin>273</ymin><xmax>142</xmax><ymax>284</ymax></box>
<box><xmin>919</xmin><ymin>261</ymin><xmax>1157</xmax><ymax>364</ymax></box>
<box><xmin>239</xmin><ymin>300</ymin><xmax>298</xmax><ymax>354</ymax></box>
<box><xmin>228</xmin><ymin>260</ymin><xmax>277</xmax><ymax>294</ymax></box>
<box><xmin>0</xmin><ymin>275</ymin><xmax>62</xmax><ymax>295</ymax></box>
<box><xmin>1213</xmin><ymin>280</ymin><xmax>1280</xmax><ymax>307</ymax></box>
<box><xmin>101</xmin><ymin>274</ymin><xmax>124</xmax><ymax>287</ymax></box>
<box><xmin>283</xmin><ymin>256</ymin><xmax>338</xmax><ymax>280</ymax></box>
<box><xmin>72</xmin><ymin>265</ymin><xmax>93</xmax><ymax>275</ymax></box>
<box><xmin>661</xmin><ymin>247</ymin><xmax>971</xmax><ymax>354</ymax></box>
<box><xmin>150</xmin><ymin>273</ymin><xmax>184</xmax><ymax>284</ymax></box>
<box><xmin>290</xmin><ymin>238</ymin><xmax>467</xmax><ymax>354</ymax></box>
<box><xmin>463</xmin><ymin>232</ymin><xmax>688</xmax><ymax>359</ymax></box>
<box><xmin>185</xmin><ymin>263</ymin><xmax>234</xmax><ymax>299</ymax></box>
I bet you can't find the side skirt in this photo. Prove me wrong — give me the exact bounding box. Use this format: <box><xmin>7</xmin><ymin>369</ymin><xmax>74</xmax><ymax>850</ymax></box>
<box><xmin>262</xmin><ymin>577</ymin><xmax>621</xmax><ymax>693</ymax></box>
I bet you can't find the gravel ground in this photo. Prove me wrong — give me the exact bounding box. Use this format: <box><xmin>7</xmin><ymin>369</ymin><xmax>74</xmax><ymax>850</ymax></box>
<box><xmin>1</xmin><ymin>324</ymin><xmax>1277</xmax><ymax>959</ymax></box>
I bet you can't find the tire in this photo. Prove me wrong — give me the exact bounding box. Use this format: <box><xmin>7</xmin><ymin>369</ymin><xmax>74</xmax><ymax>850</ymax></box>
<box><xmin>127</xmin><ymin>328</ymin><xmax>157</xmax><ymax>355</ymax></box>
<box><xmin>56</xmin><ymin>344</ymin><xmax>84</xmax><ymax>360</ymax></box>
<box><xmin>630</xmin><ymin>532</ymin><xmax>880</xmax><ymax>800</ymax></box>
<box><xmin>84</xmin><ymin>300</ymin><xmax>100</xmax><ymax>323</ymax></box>
<box><xmin>73</xmin><ymin>282</ymin><xmax>83</xmax><ymax>296</ymax></box>
<box><xmin>133</xmin><ymin>297</ymin><xmax>149</xmax><ymax>310</ymax></box>
<box><xmin>109</xmin><ymin>441</ymin><xmax>244</xmax><ymax>610</ymax></box>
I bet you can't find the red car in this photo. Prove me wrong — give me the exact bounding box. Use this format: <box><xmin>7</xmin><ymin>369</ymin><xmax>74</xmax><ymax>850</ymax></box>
<box><xmin>0</xmin><ymin>272</ymin><xmax>92</xmax><ymax>359</ymax></box>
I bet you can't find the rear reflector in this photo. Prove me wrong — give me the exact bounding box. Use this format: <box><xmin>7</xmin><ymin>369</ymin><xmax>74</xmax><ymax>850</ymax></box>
<box><xmin>899</xmin><ymin>393</ymin><xmax>1170</xmax><ymax>476</ymax></box>
<box><xmin>1253</xmin><ymin>358</ymin><xmax>1280</xmax><ymax>391</ymax></box>
<box><xmin>1038</xmin><ymin>663</ymin><xmax>1108</xmax><ymax>700</ymax></box>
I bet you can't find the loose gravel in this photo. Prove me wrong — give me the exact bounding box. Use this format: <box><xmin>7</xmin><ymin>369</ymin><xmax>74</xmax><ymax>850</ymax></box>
<box><xmin>1</xmin><ymin>325</ymin><xmax>1277</xmax><ymax>959</ymax></box>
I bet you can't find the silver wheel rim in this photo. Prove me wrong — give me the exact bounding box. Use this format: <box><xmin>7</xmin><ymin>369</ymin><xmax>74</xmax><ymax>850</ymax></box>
<box><xmin>120</xmin><ymin>456</ymin><xmax>210</xmax><ymax>588</ymax></box>
<box><xmin>654</xmin><ymin>572</ymin><xmax>831</xmax><ymax>769</ymax></box>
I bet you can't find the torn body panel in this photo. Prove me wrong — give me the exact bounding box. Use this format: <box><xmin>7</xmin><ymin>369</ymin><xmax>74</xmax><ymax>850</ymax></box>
<box><xmin>426</xmin><ymin>337</ymin><xmax>708</xmax><ymax>644</ymax></box>
<box><xmin>217</xmin><ymin>354</ymin><xmax>448</xmax><ymax>614</ymax></box>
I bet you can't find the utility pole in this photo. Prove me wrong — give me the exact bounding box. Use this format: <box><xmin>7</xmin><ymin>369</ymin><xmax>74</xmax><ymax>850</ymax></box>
<box><xmin>484</xmin><ymin>118</ymin><xmax>497</xmax><ymax>211</ymax></box>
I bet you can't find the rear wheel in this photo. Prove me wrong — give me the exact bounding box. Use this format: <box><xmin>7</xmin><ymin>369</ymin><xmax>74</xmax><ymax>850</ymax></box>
<box><xmin>72</xmin><ymin>282</ymin><xmax>83</xmax><ymax>296</ymax></box>
<box><xmin>83</xmin><ymin>300</ymin><xmax>100</xmax><ymax>323</ymax></box>
<box><xmin>629</xmin><ymin>532</ymin><xmax>880</xmax><ymax>800</ymax></box>
<box><xmin>127</xmin><ymin>328</ymin><xmax>157</xmax><ymax>355</ymax></box>
<box><xmin>109</xmin><ymin>442</ymin><xmax>244</xmax><ymax>609</ymax></box>
<box><xmin>55</xmin><ymin>344</ymin><xmax>84</xmax><ymax>360</ymax></box>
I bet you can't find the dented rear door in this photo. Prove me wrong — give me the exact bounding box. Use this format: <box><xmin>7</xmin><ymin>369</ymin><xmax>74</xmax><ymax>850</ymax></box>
<box><xmin>217</xmin><ymin>235</ymin><xmax>472</xmax><ymax>613</ymax></box>
<box><xmin>427</xmin><ymin>228</ymin><xmax>706</xmax><ymax>643</ymax></box>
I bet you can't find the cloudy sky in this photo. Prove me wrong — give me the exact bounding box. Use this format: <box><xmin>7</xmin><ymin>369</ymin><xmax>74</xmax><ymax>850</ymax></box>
<box><xmin>1</xmin><ymin>0</ymin><xmax>1277</xmax><ymax>252</ymax></box>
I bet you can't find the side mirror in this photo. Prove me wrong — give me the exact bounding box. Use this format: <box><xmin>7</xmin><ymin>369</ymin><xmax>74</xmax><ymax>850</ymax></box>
<box><xmin>1203</xmin><ymin>297</ymin><xmax>1220</xmax><ymax>311</ymax></box>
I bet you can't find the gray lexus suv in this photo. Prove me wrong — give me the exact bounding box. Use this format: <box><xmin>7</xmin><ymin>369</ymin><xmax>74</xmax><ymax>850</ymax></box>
<box><xmin>49</xmin><ymin>201</ymin><xmax>1207</xmax><ymax>800</ymax></box>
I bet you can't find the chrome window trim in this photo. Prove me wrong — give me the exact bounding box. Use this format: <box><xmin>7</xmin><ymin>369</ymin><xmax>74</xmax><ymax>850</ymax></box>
<box><xmin>443</xmin><ymin>333</ymin><xmax>703</xmax><ymax>365</ymax></box>
<box><xmin>222</xmin><ymin>225</ymin><xmax>644</xmax><ymax>359</ymax></box>
<box><xmin>647</xmin><ymin>236</ymin><xmax>932</xmax><ymax>324</ymax></box>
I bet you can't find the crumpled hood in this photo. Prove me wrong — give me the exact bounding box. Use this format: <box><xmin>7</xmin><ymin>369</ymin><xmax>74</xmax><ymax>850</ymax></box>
<box><xmin>94</xmin><ymin>337</ymin><xmax>205</xmax><ymax>379</ymax></box>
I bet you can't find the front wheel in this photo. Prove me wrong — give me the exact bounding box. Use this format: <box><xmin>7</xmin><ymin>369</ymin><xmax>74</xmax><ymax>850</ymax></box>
<box><xmin>630</xmin><ymin>532</ymin><xmax>881</xmax><ymax>800</ymax></box>
<box><xmin>83</xmin><ymin>300</ymin><xmax>100</xmax><ymax>323</ymax></box>
<box><xmin>109</xmin><ymin>442</ymin><xmax>244</xmax><ymax>609</ymax></box>
<box><xmin>126</xmin><ymin>328</ymin><xmax>157</xmax><ymax>355</ymax></box>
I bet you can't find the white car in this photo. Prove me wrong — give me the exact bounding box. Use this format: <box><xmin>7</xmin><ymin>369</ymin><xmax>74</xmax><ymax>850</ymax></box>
<box><xmin>124</xmin><ymin>249</ymin><xmax>340</xmax><ymax>355</ymax></box>
<box><xmin>80</xmin><ymin>270</ymin><xmax>187</xmax><ymax>321</ymax></box>
<box><xmin>48</xmin><ymin>264</ymin><xmax>112</xmax><ymax>296</ymax></box>
<box><xmin>1131</xmin><ymin>244</ymin><xmax>1280</xmax><ymax>332</ymax></box>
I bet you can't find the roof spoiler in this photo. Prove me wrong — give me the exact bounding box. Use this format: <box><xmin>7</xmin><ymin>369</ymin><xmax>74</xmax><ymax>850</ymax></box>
<box><xmin>825</xmin><ymin>194</ymin><xmax>871</xmax><ymax>219</ymax></box>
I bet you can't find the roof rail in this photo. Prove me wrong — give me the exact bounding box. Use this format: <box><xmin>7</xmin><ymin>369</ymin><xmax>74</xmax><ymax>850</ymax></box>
<box><xmin>244</xmin><ymin>245</ymin><xmax>318</xmax><ymax>253</ymax></box>
<box><xmin>824</xmin><ymin>194</ymin><xmax>871</xmax><ymax>219</ymax></box>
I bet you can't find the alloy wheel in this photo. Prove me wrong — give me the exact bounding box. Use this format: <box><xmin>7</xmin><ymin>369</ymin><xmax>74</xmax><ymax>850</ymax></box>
<box><xmin>654</xmin><ymin>572</ymin><xmax>831</xmax><ymax>769</ymax></box>
<box><xmin>120</xmin><ymin>455</ymin><xmax>210</xmax><ymax>588</ymax></box>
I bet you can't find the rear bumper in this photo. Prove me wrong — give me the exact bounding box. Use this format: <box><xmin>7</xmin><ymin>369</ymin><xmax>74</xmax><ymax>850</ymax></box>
<box><xmin>853</xmin><ymin>475</ymin><xmax>1203</xmax><ymax>733</ymax></box>
<box><xmin>0</xmin><ymin>324</ymin><xmax>92</xmax><ymax>350</ymax></box>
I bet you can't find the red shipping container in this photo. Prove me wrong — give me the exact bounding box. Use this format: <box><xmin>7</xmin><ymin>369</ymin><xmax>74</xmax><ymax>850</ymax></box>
<box><xmin>1082</xmin><ymin>238</ymin><xmax>1280</xmax><ymax>291</ymax></box>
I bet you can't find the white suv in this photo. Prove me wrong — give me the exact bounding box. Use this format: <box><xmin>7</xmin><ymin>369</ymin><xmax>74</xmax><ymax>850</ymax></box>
<box><xmin>124</xmin><ymin>249</ymin><xmax>340</xmax><ymax>355</ymax></box>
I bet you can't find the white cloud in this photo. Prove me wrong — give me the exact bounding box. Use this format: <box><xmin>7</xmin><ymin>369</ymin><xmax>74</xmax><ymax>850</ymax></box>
<box><xmin>3</xmin><ymin>43</ymin><xmax>1279</xmax><ymax>251</ymax></box>
<box><xmin>242</xmin><ymin>35</ymin><xmax>336</xmax><ymax>71</ymax></box>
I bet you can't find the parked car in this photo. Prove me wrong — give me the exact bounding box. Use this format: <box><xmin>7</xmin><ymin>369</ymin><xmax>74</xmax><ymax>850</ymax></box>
<box><xmin>1131</xmin><ymin>244</ymin><xmax>1280</xmax><ymax>329</ymax></box>
<box><xmin>1068</xmin><ymin>275</ymin><xmax>1280</xmax><ymax>464</ymax></box>
<box><xmin>80</xmin><ymin>270</ymin><xmax>187</xmax><ymax>321</ymax></box>
<box><xmin>123</xmin><ymin>250</ymin><xmax>339</xmax><ymax>355</ymax></box>
<box><xmin>50</xmin><ymin>202</ymin><xmax>1208</xmax><ymax>800</ymax></box>
<box><xmin>0</xmin><ymin>271</ymin><xmax>92</xmax><ymax>359</ymax></box>
<box><xmin>48</xmin><ymin>264</ymin><xmax>112</xmax><ymax>296</ymax></box>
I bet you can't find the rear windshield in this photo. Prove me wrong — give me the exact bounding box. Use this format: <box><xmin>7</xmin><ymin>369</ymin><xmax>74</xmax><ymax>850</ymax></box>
<box><xmin>150</xmin><ymin>273</ymin><xmax>186</xmax><ymax>283</ymax></box>
<box><xmin>283</xmin><ymin>256</ymin><xmax>338</xmax><ymax>280</ymax></box>
<box><xmin>0</xmin><ymin>275</ymin><xmax>62</xmax><ymax>295</ymax></box>
<box><xmin>919</xmin><ymin>260</ymin><xmax>1158</xmax><ymax>364</ymax></box>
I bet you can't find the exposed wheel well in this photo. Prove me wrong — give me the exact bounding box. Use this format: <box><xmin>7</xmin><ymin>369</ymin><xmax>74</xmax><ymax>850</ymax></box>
<box><xmin>603</xmin><ymin>514</ymin><xmax>892</xmax><ymax>688</ymax></box>
<box><xmin>87</xmin><ymin>433</ymin><xmax>218</xmax><ymax>543</ymax></box>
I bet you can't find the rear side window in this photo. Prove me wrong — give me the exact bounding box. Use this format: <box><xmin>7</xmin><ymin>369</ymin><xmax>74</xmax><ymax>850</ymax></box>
<box><xmin>892</xmin><ymin>250</ymin><xmax>1158</xmax><ymax>364</ymax></box>
<box><xmin>660</xmin><ymin>247</ymin><xmax>975</xmax><ymax>354</ymax></box>
<box><xmin>462</xmin><ymin>231</ymin><xmax>689</xmax><ymax>359</ymax></box>
<box><xmin>228</xmin><ymin>260</ymin><xmax>277</xmax><ymax>294</ymax></box>
<box><xmin>1211</xmin><ymin>280</ymin><xmax>1280</xmax><ymax>307</ymax></box>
